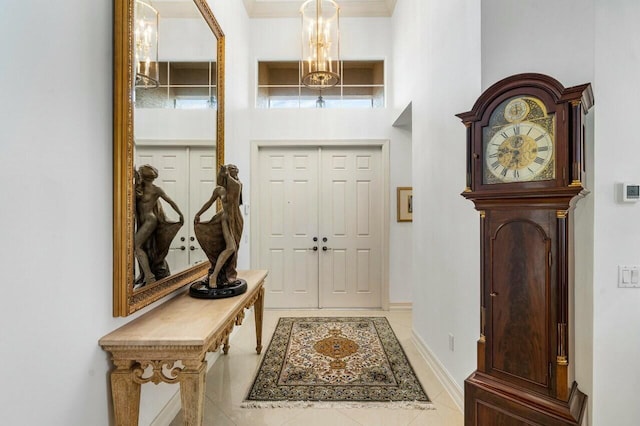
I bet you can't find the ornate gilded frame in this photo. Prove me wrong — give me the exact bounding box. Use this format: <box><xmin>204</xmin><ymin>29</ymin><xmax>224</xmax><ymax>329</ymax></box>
<box><xmin>113</xmin><ymin>0</ymin><xmax>225</xmax><ymax>316</ymax></box>
<box><xmin>397</xmin><ymin>187</ymin><xmax>413</xmax><ymax>222</ymax></box>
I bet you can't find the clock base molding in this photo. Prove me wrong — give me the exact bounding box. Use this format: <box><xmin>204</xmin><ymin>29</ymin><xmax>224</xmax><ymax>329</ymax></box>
<box><xmin>464</xmin><ymin>371</ymin><xmax>587</xmax><ymax>426</ymax></box>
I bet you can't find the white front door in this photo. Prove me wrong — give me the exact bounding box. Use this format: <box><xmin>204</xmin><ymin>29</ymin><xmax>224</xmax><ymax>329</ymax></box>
<box><xmin>136</xmin><ymin>146</ymin><xmax>190</xmax><ymax>272</ymax></box>
<box><xmin>256</xmin><ymin>145</ymin><xmax>384</xmax><ymax>309</ymax></box>
<box><xmin>188</xmin><ymin>146</ymin><xmax>217</xmax><ymax>265</ymax></box>
<box><xmin>319</xmin><ymin>148</ymin><xmax>383</xmax><ymax>308</ymax></box>
<box><xmin>135</xmin><ymin>145</ymin><xmax>217</xmax><ymax>271</ymax></box>
<box><xmin>258</xmin><ymin>147</ymin><xmax>320</xmax><ymax>308</ymax></box>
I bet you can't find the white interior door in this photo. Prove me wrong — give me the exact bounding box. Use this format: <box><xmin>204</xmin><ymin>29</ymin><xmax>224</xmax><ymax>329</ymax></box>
<box><xmin>258</xmin><ymin>147</ymin><xmax>320</xmax><ymax>308</ymax></box>
<box><xmin>135</xmin><ymin>146</ymin><xmax>190</xmax><ymax>272</ymax></box>
<box><xmin>136</xmin><ymin>145</ymin><xmax>218</xmax><ymax>272</ymax></box>
<box><xmin>319</xmin><ymin>148</ymin><xmax>383</xmax><ymax>308</ymax></box>
<box><xmin>188</xmin><ymin>146</ymin><xmax>217</xmax><ymax>265</ymax></box>
<box><xmin>257</xmin><ymin>145</ymin><xmax>383</xmax><ymax>309</ymax></box>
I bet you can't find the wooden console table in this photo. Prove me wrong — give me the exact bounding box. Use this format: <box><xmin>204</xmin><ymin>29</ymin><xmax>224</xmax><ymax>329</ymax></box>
<box><xmin>99</xmin><ymin>270</ymin><xmax>267</xmax><ymax>426</ymax></box>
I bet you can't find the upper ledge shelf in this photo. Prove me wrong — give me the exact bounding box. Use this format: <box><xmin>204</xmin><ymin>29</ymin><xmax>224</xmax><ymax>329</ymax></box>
<box><xmin>392</xmin><ymin>102</ymin><xmax>412</xmax><ymax>130</ymax></box>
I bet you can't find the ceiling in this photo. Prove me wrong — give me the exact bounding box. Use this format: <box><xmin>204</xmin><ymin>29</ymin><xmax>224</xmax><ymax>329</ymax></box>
<box><xmin>242</xmin><ymin>0</ymin><xmax>398</xmax><ymax>18</ymax></box>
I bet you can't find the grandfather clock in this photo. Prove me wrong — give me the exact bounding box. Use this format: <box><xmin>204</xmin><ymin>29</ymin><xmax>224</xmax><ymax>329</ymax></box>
<box><xmin>457</xmin><ymin>74</ymin><xmax>593</xmax><ymax>425</ymax></box>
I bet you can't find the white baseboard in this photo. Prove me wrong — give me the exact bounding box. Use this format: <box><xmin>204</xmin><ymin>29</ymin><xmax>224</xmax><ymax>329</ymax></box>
<box><xmin>411</xmin><ymin>329</ymin><xmax>464</xmax><ymax>411</ymax></box>
<box><xmin>150</xmin><ymin>387</ymin><xmax>183</xmax><ymax>426</ymax></box>
<box><xmin>388</xmin><ymin>302</ymin><xmax>412</xmax><ymax>311</ymax></box>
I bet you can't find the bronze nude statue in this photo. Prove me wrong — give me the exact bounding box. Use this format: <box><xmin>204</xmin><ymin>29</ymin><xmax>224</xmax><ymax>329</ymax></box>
<box><xmin>134</xmin><ymin>164</ymin><xmax>184</xmax><ymax>287</ymax></box>
<box><xmin>190</xmin><ymin>164</ymin><xmax>247</xmax><ymax>298</ymax></box>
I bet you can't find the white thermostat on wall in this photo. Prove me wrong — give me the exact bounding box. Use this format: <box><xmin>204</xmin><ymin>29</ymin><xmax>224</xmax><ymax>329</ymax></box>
<box><xmin>621</xmin><ymin>183</ymin><xmax>640</xmax><ymax>202</ymax></box>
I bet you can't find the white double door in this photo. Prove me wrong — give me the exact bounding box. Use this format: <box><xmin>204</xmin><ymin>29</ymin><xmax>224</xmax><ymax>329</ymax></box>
<box><xmin>135</xmin><ymin>145</ymin><xmax>216</xmax><ymax>273</ymax></box>
<box><xmin>257</xmin><ymin>145</ymin><xmax>384</xmax><ymax>309</ymax></box>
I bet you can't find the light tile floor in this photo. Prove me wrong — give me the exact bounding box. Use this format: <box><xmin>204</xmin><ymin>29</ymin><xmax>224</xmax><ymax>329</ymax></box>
<box><xmin>170</xmin><ymin>309</ymin><xmax>464</xmax><ymax>426</ymax></box>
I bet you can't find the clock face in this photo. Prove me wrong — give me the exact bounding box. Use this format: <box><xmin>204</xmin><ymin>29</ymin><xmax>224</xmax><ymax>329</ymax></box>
<box><xmin>504</xmin><ymin>98</ymin><xmax>530</xmax><ymax>122</ymax></box>
<box><xmin>483</xmin><ymin>96</ymin><xmax>555</xmax><ymax>184</ymax></box>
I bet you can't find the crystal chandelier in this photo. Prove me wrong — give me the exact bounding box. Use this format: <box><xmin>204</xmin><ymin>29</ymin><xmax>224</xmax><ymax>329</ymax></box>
<box><xmin>134</xmin><ymin>0</ymin><xmax>159</xmax><ymax>88</ymax></box>
<box><xmin>300</xmin><ymin>0</ymin><xmax>341</xmax><ymax>92</ymax></box>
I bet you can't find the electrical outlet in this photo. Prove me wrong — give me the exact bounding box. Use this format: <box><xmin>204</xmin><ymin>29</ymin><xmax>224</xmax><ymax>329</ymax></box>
<box><xmin>618</xmin><ymin>265</ymin><xmax>640</xmax><ymax>288</ymax></box>
<box><xmin>448</xmin><ymin>334</ymin><xmax>454</xmax><ymax>351</ymax></box>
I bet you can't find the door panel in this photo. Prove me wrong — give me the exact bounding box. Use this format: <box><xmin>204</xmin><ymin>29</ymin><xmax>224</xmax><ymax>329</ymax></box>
<box><xmin>258</xmin><ymin>145</ymin><xmax>383</xmax><ymax>309</ymax></box>
<box><xmin>136</xmin><ymin>146</ymin><xmax>217</xmax><ymax>271</ymax></box>
<box><xmin>485</xmin><ymin>209</ymin><xmax>556</xmax><ymax>396</ymax></box>
<box><xmin>258</xmin><ymin>147</ymin><xmax>320</xmax><ymax>308</ymax></box>
<box><xmin>319</xmin><ymin>148</ymin><xmax>382</xmax><ymax>308</ymax></box>
<box><xmin>491</xmin><ymin>221</ymin><xmax>549</xmax><ymax>386</ymax></box>
<box><xmin>188</xmin><ymin>147</ymin><xmax>217</xmax><ymax>265</ymax></box>
<box><xmin>135</xmin><ymin>146</ymin><xmax>189</xmax><ymax>273</ymax></box>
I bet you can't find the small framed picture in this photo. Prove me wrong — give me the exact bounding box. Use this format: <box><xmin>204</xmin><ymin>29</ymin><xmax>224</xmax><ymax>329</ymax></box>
<box><xmin>397</xmin><ymin>187</ymin><xmax>413</xmax><ymax>222</ymax></box>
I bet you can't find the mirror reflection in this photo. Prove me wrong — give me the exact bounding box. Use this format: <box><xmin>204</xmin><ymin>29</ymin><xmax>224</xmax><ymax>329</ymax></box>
<box><xmin>133</xmin><ymin>0</ymin><xmax>218</xmax><ymax>289</ymax></box>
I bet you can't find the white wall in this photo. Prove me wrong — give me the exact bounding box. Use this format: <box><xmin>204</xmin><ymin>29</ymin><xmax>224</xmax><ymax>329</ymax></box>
<box><xmin>160</xmin><ymin>18</ymin><xmax>217</xmax><ymax>61</ymax></box>
<box><xmin>6</xmin><ymin>0</ymin><xmax>638</xmax><ymax>424</ymax></box>
<box><xmin>136</xmin><ymin>109</ymin><xmax>216</xmax><ymax>141</ymax></box>
<box><xmin>592</xmin><ymin>1</ymin><xmax>640</xmax><ymax>424</ymax></box>
<box><xmin>1</xmin><ymin>0</ymin><xmax>145</xmax><ymax>424</ymax></box>
<box><xmin>388</xmin><ymin>0</ymin><xmax>417</xmax><ymax>298</ymax></box>
<box><xmin>482</xmin><ymin>4</ymin><xmax>640</xmax><ymax>424</ymax></box>
<box><xmin>482</xmin><ymin>0</ymin><xmax>597</xmax><ymax>419</ymax></box>
<box><xmin>207</xmin><ymin>0</ymin><xmax>253</xmax><ymax>272</ymax></box>
<box><xmin>392</xmin><ymin>0</ymin><xmax>482</xmax><ymax>395</ymax></box>
<box><xmin>0</xmin><ymin>6</ymin><xmax>405</xmax><ymax>422</ymax></box>
<box><xmin>481</xmin><ymin>1</ymin><xmax>594</xmax><ymax>90</ymax></box>
<box><xmin>245</xmin><ymin>17</ymin><xmax>414</xmax><ymax>303</ymax></box>
<box><xmin>0</xmin><ymin>0</ymin><xmax>249</xmax><ymax>424</ymax></box>
<box><xmin>397</xmin><ymin>0</ymin><xmax>640</xmax><ymax>424</ymax></box>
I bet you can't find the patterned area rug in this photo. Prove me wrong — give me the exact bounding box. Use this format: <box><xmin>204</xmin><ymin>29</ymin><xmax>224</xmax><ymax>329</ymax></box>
<box><xmin>243</xmin><ymin>317</ymin><xmax>433</xmax><ymax>409</ymax></box>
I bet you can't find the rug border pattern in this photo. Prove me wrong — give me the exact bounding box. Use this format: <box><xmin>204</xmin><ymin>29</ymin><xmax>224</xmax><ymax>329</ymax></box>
<box><xmin>243</xmin><ymin>317</ymin><xmax>433</xmax><ymax>409</ymax></box>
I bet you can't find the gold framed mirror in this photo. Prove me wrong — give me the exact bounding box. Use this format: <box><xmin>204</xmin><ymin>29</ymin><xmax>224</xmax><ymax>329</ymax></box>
<box><xmin>113</xmin><ymin>0</ymin><xmax>225</xmax><ymax>316</ymax></box>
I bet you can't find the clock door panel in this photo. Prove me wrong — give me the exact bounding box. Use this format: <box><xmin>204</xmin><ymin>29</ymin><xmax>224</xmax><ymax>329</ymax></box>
<box><xmin>485</xmin><ymin>210</ymin><xmax>556</xmax><ymax>395</ymax></box>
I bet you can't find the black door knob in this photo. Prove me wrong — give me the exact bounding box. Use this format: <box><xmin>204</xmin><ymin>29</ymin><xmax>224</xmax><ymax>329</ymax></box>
<box><xmin>190</xmin><ymin>246</ymin><xmax>196</xmax><ymax>251</ymax></box>
<box><xmin>180</xmin><ymin>237</ymin><xmax>185</xmax><ymax>241</ymax></box>
<box><xmin>322</xmin><ymin>237</ymin><xmax>328</xmax><ymax>242</ymax></box>
<box><xmin>180</xmin><ymin>246</ymin><xmax>186</xmax><ymax>251</ymax></box>
<box><xmin>313</xmin><ymin>237</ymin><xmax>318</xmax><ymax>242</ymax></box>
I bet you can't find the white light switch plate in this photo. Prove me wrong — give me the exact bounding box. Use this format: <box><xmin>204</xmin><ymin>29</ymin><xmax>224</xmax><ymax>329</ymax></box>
<box><xmin>618</xmin><ymin>265</ymin><xmax>640</xmax><ymax>288</ymax></box>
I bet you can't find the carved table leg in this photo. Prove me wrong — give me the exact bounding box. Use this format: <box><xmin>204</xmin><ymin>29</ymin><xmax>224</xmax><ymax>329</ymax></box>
<box><xmin>180</xmin><ymin>360</ymin><xmax>207</xmax><ymax>426</ymax></box>
<box><xmin>223</xmin><ymin>337</ymin><xmax>230</xmax><ymax>355</ymax></box>
<box><xmin>254</xmin><ymin>286</ymin><xmax>265</xmax><ymax>354</ymax></box>
<box><xmin>110</xmin><ymin>360</ymin><xmax>141</xmax><ymax>426</ymax></box>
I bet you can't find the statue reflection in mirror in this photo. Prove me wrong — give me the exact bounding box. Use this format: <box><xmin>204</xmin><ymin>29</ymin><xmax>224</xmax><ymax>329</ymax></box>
<box><xmin>190</xmin><ymin>164</ymin><xmax>247</xmax><ymax>298</ymax></box>
<box><xmin>134</xmin><ymin>164</ymin><xmax>184</xmax><ymax>288</ymax></box>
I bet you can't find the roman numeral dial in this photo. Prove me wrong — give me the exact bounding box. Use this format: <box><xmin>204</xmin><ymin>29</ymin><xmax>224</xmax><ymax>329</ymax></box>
<box><xmin>484</xmin><ymin>122</ymin><xmax>554</xmax><ymax>183</ymax></box>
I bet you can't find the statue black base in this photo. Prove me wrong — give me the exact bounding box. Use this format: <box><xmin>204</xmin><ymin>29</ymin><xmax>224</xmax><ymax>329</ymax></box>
<box><xmin>189</xmin><ymin>279</ymin><xmax>247</xmax><ymax>299</ymax></box>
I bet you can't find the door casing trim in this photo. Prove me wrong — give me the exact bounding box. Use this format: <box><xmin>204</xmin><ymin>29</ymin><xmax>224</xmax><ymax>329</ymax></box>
<box><xmin>250</xmin><ymin>139</ymin><xmax>390</xmax><ymax>310</ymax></box>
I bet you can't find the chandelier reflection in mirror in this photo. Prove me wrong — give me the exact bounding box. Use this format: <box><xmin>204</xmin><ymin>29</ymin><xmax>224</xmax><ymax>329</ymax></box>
<box><xmin>134</xmin><ymin>0</ymin><xmax>159</xmax><ymax>88</ymax></box>
<box><xmin>300</xmin><ymin>0</ymin><xmax>340</xmax><ymax>107</ymax></box>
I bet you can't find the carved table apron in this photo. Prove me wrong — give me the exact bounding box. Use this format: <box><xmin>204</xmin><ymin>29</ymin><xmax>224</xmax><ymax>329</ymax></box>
<box><xmin>99</xmin><ymin>270</ymin><xmax>267</xmax><ymax>426</ymax></box>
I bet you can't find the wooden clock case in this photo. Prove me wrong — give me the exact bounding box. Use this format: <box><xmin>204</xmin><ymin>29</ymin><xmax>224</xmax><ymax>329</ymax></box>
<box><xmin>457</xmin><ymin>73</ymin><xmax>593</xmax><ymax>426</ymax></box>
